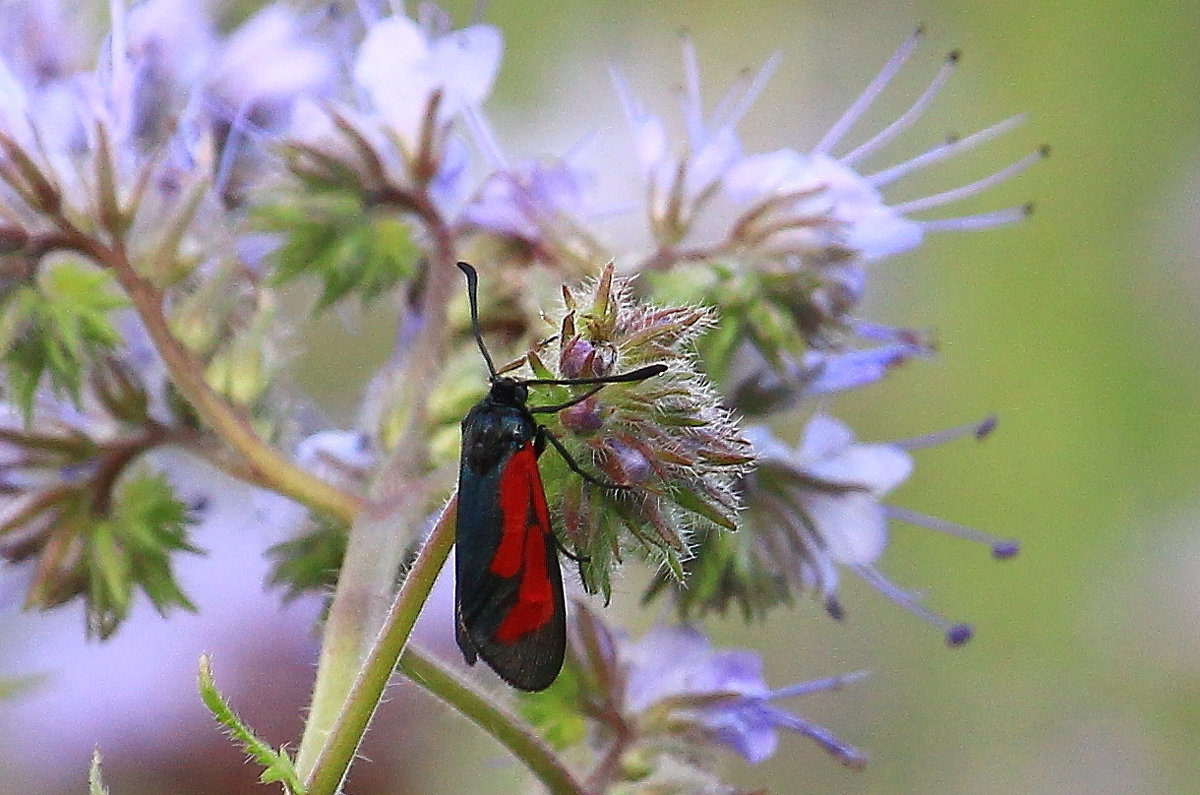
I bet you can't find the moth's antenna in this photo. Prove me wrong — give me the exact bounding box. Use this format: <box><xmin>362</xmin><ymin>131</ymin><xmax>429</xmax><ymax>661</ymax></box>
<box><xmin>457</xmin><ymin>262</ymin><xmax>499</xmax><ymax>378</ymax></box>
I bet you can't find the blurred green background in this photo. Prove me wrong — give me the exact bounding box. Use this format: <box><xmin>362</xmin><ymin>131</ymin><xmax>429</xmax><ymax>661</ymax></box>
<box><xmin>414</xmin><ymin>1</ymin><xmax>1197</xmax><ymax>793</ymax></box>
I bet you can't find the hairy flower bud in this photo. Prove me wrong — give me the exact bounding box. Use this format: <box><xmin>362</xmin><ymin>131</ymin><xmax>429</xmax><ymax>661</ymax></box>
<box><xmin>526</xmin><ymin>264</ymin><xmax>751</xmax><ymax>599</ymax></box>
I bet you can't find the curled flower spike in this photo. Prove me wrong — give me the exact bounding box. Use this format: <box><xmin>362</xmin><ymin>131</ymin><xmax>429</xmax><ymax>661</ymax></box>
<box><xmin>559</xmin><ymin>601</ymin><xmax>867</xmax><ymax>779</ymax></box>
<box><xmin>725</xmin><ymin>28</ymin><xmax>1046</xmax><ymax>265</ymax></box>
<box><xmin>660</xmin><ymin>413</ymin><xmax>1017</xmax><ymax>644</ymax></box>
<box><xmin>520</xmin><ymin>263</ymin><xmax>751</xmax><ymax>599</ymax></box>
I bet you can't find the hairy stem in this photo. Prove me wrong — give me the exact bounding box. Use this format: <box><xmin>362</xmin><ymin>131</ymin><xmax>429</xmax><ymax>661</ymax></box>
<box><xmin>295</xmin><ymin>187</ymin><xmax>459</xmax><ymax>775</ymax></box>
<box><xmin>301</xmin><ymin>495</ymin><xmax>457</xmax><ymax>794</ymax></box>
<box><xmin>399</xmin><ymin>649</ymin><xmax>589</xmax><ymax>795</ymax></box>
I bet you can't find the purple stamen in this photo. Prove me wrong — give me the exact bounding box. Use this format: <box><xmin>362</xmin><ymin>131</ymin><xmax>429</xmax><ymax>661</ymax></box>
<box><xmin>867</xmin><ymin>113</ymin><xmax>1025</xmax><ymax>187</ymax></box>
<box><xmin>889</xmin><ymin>415</ymin><xmax>998</xmax><ymax>450</ymax></box>
<box><xmin>770</xmin><ymin>670</ymin><xmax>870</xmax><ymax>699</ymax></box>
<box><xmin>711</xmin><ymin>51</ymin><xmax>782</xmax><ymax>132</ymax></box>
<box><xmin>813</xmin><ymin>26</ymin><xmax>925</xmax><ymax>157</ymax></box>
<box><xmin>678</xmin><ymin>34</ymin><xmax>705</xmax><ymax>143</ymax></box>
<box><xmin>887</xmin><ymin>504</ymin><xmax>1018</xmax><ymax>560</ymax></box>
<box><xmin>921</xmin><ymin>203</ymin><xmax>1033</xmax><ymax>232</ymax></box>
<box><xmin>891</xmin><ymin>146</ymin><xmax>1048</xmax><ymax>215</ymax></box>
<box><xmin>766</xmin><ymin>706</ymin><xmax>870</xmax><ymax>769</ymax></box>
<box><xmin>853</xmin><ymin>563</ymin><xmax>972</xmax><ymax>646</ymax></box>
<box><xmin>842</xmin><ymin>49</ymin><xmax>959</xmax><ymax>167</ymax></box>
<box><xmin>462</xmin><ymin>105</ymin><xmax>507</xmax><ymax>169</ymax></box>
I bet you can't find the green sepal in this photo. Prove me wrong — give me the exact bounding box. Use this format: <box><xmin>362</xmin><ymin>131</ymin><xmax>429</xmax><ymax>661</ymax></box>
<box><xmin>198</xmin><ymin>655</ymin><xmax>306</xmax><ymax>794</ymax></box>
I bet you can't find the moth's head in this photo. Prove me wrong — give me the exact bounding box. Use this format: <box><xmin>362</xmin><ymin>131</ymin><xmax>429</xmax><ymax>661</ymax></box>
<box><xmin>488</xmin><ymin>377</ymin><xmax>528</xmax><ymax>408</ymax></box>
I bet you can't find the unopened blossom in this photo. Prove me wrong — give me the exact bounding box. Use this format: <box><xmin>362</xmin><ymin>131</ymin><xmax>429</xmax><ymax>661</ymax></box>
<box><xmin>520</xmin><ymin>264</ymin><xmax>750</xmax><ymax>598</ymax></box>
<box><xmin>661</xmin><ymin>414</ymin><xmax>1017</xmax><ymax>644</ymax></box>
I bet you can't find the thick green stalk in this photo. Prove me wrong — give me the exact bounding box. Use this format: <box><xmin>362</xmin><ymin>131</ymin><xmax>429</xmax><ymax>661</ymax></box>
<box><xmin>302</xmin><ymin>497</ymin><xmax>458</xmax><ymax>794</ymax></box>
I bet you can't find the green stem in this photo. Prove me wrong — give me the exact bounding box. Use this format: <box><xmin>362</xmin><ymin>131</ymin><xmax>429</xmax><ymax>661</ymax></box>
<box><xmin>295</xmin><ymin>189</ymin><xmax>460</xmax><ymax>775</ymax></box>
<box><xmin>398</xmin><ymin>649</ymin><xmax>588</xmax><ymax>795</ymax></box>
<box><xmin>302</xmin><ymin>495</ymin><xmax>458</xmax><ymax>794</ymax></box>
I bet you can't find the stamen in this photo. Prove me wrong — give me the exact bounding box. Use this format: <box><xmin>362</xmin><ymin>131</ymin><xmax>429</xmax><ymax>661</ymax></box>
<box><xmin>770</xmin><ymin>670</ymin><xmax>870</xmax><ymax>699</ymax></box>
<box><xmin>609</xmin><ymin>64</ymin><xmax>645</xmax><ymax>133</ymax></box>
<box><xmin>868</xmin><ymin>114</ymin><xmax>1025</xmax><ymax>187</ymax></box>
<box><xmin>921</xmin><ymin>203</ymin><xmax>1033</xmax><ymax>232</ymax></box>
<box><xmin>679</xmin><ymin>33</ymin><xmax>705</xmax><ymax>143</ymax></box>
<box><xmin>462</xmin><ymin>105</ymin><xmax>507</xmax><ymax>169</ymax></box>
<box><xmin>765</xmin><ymin>706</ymin><xmax>870</xmax><ymax>769</ymax></box>
<box><xmin>886</xmin><ymin>504</ymin><xmax>1019</xmax><ymax>559</ymax></box>
<box><xmin>889</xmin><ymin>415</ymin><xmax>997</xmax><ymax>449</ymax></box>
<box><xmin>842</xmin><ymin>49</ymin><xmax>958</xmax><ymax>166</ymax></box>
<box><xmin>891</xmin><ymin>146</ymin><xmax>1048</xmax><ymax>215</ymax></box>
<box><xmin>852</xmin><ymin>563</ymin><xmax>973</xmax><ymax>646</ymax></box>
<box><xmin>711</xmin><ymin>50</ymin><xmax>782</xmax><ymax>132</ymax></box>
<box><xmin>813</xmin><ymin>26</ymin><xmax>925</xmax><ymax>157</ymax></box>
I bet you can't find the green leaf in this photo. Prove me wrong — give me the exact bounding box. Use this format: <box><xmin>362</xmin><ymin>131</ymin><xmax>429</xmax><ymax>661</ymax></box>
<box><xmin>198</xmin><ymin>655</ymin><xmax>306</xmax><ymax>794</ymax></box>
<box><xmin>266</xmin><ymin>513</ymin><xmax>348</xmax><ymax>603</ymax></box>
<box><xmin>0</xmin><ymin>259</ymin><xmax>126</xmax><ymax>420</ymax></box>
<box><xmin>259</xmin><ymin>191</ymin><xmax>419</xmax><ymax>311</ymax></box>
<box><xmin>86</xmin><ymin>471</ymin><xmax>199</xmax><ymax>638</ymax></box>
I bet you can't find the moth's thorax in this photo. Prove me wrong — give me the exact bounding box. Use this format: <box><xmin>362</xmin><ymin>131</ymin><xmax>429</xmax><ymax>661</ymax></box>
<box><xmin>461</xmin><ymin>393</ymin><xmax>536</xmax><ymax>472</ymax></box>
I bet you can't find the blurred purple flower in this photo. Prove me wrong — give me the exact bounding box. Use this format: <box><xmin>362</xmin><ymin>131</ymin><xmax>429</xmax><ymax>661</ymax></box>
<box><xmin>725</xmin><ymin>29</ymin><xmax>1044</xmax><ymax>263</ymax></box>
<box><xmin>619</xmin><ymin>622</ymin><xmax>868</xmax><ymax>768</ymax></box>
<box><xmin>353</xmin><ymin>13</ymin><xmax>501</xmax><ymax>154</ymax></box>
<box><xmin>744</xmin><ymin>414</ymin><xmax>1018</xmax><ymax>644</ymax></box>
<box><xmin>459</xmin><ymin>155</ymin><xmax>594</xmax><ymax>251</ymax></box>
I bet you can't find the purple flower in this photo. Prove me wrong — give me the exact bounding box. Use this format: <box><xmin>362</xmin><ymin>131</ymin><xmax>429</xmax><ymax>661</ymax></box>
<box><xmin>619</xmin><ymin>622</ymin><xmax>868</xmax><ymax>768</ymax></box>
<box><xmin>743</xmin><ymin>414</ymin><xmax>1018</xmax><ymax>644</ymax></box>
<box><xmin>353</xmin><ymin>14</ymin><xmax>501</xmax><ymax>154</ymax></box>
<box><xmin>725</xmin><ymin>29</ymin><xmax>1044</xmax><ymax>264</ymax></box>
<box><xmin>459</xmin><ymin>156</ymin><xmax>595</xmax><ymax>251</ymax></box>
<box><xmin>727</xmin><ymin>326</ymin><xmax>933</xmax><ymax>415</ymax></box>
<box><xmin>611</xmin><ymin>36</ymin><xmax>776</xmax><ymax>244</ymax></box>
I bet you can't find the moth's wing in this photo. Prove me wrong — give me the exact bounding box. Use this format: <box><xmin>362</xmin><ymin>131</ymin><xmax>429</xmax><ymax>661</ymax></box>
<box><xmin>456</xmin><ymin>440</ymin><xmax>566</xmax><ymax>692</ymax></box>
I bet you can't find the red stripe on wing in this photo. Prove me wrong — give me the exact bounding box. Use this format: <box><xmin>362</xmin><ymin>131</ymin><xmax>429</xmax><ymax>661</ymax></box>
<box><xmin>492</xmin><ymin>441</ymin><xmax>556</xmax><ymax>643</ymax></box>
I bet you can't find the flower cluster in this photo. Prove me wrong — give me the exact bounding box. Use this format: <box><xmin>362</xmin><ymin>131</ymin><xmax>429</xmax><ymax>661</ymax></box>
<box><xmin>0</xmin><ymin>2</ymin><xmax>1041</xmax><ymax>793</ymax></box>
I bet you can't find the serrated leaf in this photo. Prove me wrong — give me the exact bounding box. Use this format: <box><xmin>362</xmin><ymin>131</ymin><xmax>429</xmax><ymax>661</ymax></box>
<box><xmin>267</xmin><ymin>514</ymin><xmax>348</xmax><ymax>603</ymax></box>
<box><xmin>0</xmin><ymin>260</ymin><xmax>126</xmax><ymax>419</ymax></box>
<box><xmin>83</xmin><ymin>472</ymin><xmax>199</xmax><ymax>637</ymax></box>
<box><xmin>260</xmin><ymin>190</ymin><xmax>419</xmax><ymax>311</ymax></box>
<box><xmin>198</xmin><ymin>655</ymin><xmax>305</xmax><ymax>794</ymax></box>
